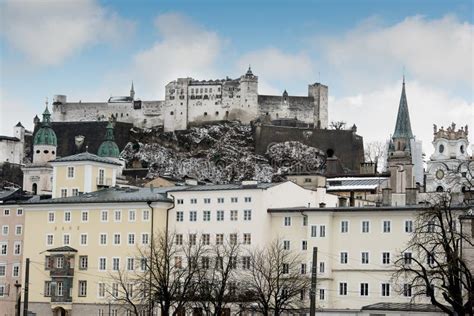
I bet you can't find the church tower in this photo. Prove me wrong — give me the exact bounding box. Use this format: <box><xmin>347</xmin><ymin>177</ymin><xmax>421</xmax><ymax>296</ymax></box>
<box><xmin>130</xmin><ymin>81</ymin><xmax>135</xmax><ymax>99</ymax></box>
<box><xmin>33</xmin><ymin>99</ymin><xmax>57</xmax><ymax>164</ymax></box>
<box><xmin>387</xmin><ymin>78</ymin><xmax>415</xmax><ymax>194</ymax></box>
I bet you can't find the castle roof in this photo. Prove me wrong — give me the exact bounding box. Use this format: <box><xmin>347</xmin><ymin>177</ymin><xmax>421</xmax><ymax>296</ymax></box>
<box><xmin>33</xmin><ymin>103</ymin><xmax>57</xmax><ymax>146</ymax></box>
<box><xmin>392</xmin><ymin>79</ymin><xmax>413</xmax><ymax>139</ymax></box>
<box><xmin>98</xmin><ymin>121</ymin><xmax>120</xmax><ymax>158</ymax></box>
<box><xmin>15</xmin><ymin>122</ymin><xmax>24</xmax><ymax>128</ymax></box>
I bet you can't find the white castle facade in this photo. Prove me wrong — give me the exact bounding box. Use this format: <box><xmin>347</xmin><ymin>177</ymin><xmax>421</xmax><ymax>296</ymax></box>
<box><xmin>51</xmin><ymin>68</ymin><xmax>328</xmax><ymax>131</ymax></box>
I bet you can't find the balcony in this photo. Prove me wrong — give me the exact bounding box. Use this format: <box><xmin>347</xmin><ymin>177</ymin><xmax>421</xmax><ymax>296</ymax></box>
<box><xmin>49</xmin><ymin>267</ymin><xmax>74</xmax><ymax>277</ymax></box>
<box><xmin>96</xmin><ymin>177</ymin><xmax>112</xmax><ymax>187</ymax></box>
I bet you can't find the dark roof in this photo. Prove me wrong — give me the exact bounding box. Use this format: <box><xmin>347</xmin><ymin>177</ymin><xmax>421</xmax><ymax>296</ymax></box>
<box><xmin>50</xmin><ymin>152</ymin><xmax>121</xmax><ymax>166</ymax></box>
<box><xmin>327</xmin><ymin>177</ymin><xmax>389</xmax><ymax>191</ymax></box>
<box><xmin>24</xmin><ymin>186</ymin><xmax>172</xmax><ymax>205</ymax></box>
<box><xmin>47</xmin><ymin>246</ymin><xmax>78</xmax><ymax>253</ymax></box>
<box><xmin>0</xmin><ymin>188</ymin><xmax>20</xmax><ymax>201</ymax></box>
<box><xmin>393</xmin><ymin>79</ymin><xmax>414</xmax><ymax>139</ymax></box>
<box><xmin>0</xmin><ymin>136</ymin><xmax>20</xmax><ymax>142</ymax></box>
<box><xmin>15</xmin><ymin>122</ymin><xmax>24</xmax><ymax>127</ymax></box>
<box><xmin>268</xmin><ymin>205</ymin><xmax>431</xmax><ymax>213</ymax></box>
<box><xmin>362</xmin><ymin>302</ymin><xmax>446</xmax><ymax>312</ymax></box>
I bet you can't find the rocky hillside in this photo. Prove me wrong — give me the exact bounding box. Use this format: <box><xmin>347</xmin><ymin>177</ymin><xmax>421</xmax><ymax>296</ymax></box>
<box><xmin>121</xmin><ymin>122</ymin><xmax>326</xmax><ymax>183</ymax></box>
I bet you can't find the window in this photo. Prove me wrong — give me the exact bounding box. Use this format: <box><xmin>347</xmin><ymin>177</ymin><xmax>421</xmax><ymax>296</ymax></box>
<box><xmin>383</xmin><ymin>220</ymin><xmax>391</xmax><ymax>233</ymax></box>
<box><xmin>64</xmin><ymin>211</ymin><xmax>71</xmax><ymax>222</ymax></box>
<box><xmin>60</xmin><ymin>188</ymin><xmax>67</xmax><ymax>198</ymax></box>
<box><xmin>231</xmin><ymin>197</ymin><xmax>238</xmax><ymax>203</ymax></box>
<box><xmin>217</xmin><ymin>210</ymin><xmax>224</xmax><ymax>221</ymax></box>
<box><xmin>113</xmin><ymin>233</ymin><xmax>121</xmax><ymax>245</ymax></box>
<box><xmin>284</xmin><ymin>216</ymin><xmax>291</xmax><ymax>226</ymax></box>
<box><xmin>114</xmin><ymin>210</ymin><xmax>121</xmax><ymax>222</ymax></box>
<box><xmin>0</xmin><ymin>243</ymin><xmax>7</xmax><ymax>255</ymax></box>
<box><xmin>362</xmin><ymin>221</ymin><xmax>370</xmax><ymax>233</ymax></box>
<box><xmin>202</xmin><ymin>234</ymin><xmax>210</xmax><ymax>245</ymax></box>
<box><xmin>217</xmin><ymin>198</ymin><xmax>224</xmax><ymax>203</ymax></box>
<box><xmin>79</xmin><ymin>233</ymin><xmax>88</xmax><ymax>245</ymax></box>
<box><xmin>319</xmin><ymin>289</ymin><xmax>325</xmax><ymax>300</ymax></box>
<box><xmin>216</xmin><ymin>234</ymin><xmax>223</xmax><ymax>245</ymax></box>
<box><xmin>311</xmin><ymin>225</ymin><xmax>317</xmax><ymax>237</ymax></box>
<box><xmin>81</xmin><ymin>211</ymin><xmax>88</xmax><ymax>222</ymax></box>
<box><xmin>46</xmin><ymin>234</ymin><xmax>54</xmax><ymax>246</ymax></box>
<box><xmin>341</xmin><ymin>220</ymin><xmax>349</xmax><ymax>233</ymax></box>
<box><xmin>230</xmin><ymin>233</ymin><xmax>237</xmax><ymax>245</ymax></box>
<box><xmin>100</xmin><ymin>233</ymin><xmax>107</xmax><ymax>245</ymax></box>
<box><xmin>190</xmin><ymin>211</ymin><xmax>197</xmax><ymax>222</ymax></box>
<box><xmin>127</xmin><ymin>258</ymin><xmax>134</xmax><ymax>271</ymax></box>
<box><xmin>14</xmin><ymin>242</ymin><xmax>21</xmax><ymax>255</ymax></box>
<box><xmin>401</xmin><ymin>283</ymin><xmax>412</xmax><ymax>297</ymax></box>
<box><xmin>101</xmin><ymin>210</ymin><xmax>108</xmax><ymax>222</ymax></box>
<box><xmin>427</xmin><ymin>253</ymin><xmax>435</xmax><ymax>265</ymax></box>
<box><xmin>98</xmin><ymin>283</ymin><xmax>106</xmax><ymax>298</ymax></box>
<box><xmin>128</xmin><ymin>233</ymin><xmax>135</xmax><ymax>245</ymax></box>
<box><xmin>427</xmin><ymin>220</ymin><xmax>435</xmax><ymax>232</ymax></box>
<box><xmin>203</xmin><ymin>198</ymin><xmax>211</xmax><ymax>204</ymax></box>
<box><xmin>79</xmin><ymin>256</ymin><xmax>88</xmax><ymax>270</ymax></box>
<box><xmin>404</xmin><ymin>252</ymin><xmax>412</xmax><ymax>265</ymax></box>
<box><xmin>44</xmin><ymin>281</ymin><xmax>52</xmax><ymax>297</ymax></box>
<box><xmin>99</xmin><ymin>257</ymin><xmax>107</xmax><ymax>271</ymax></box>
<box><xmin>243</xmin><ymin>233</ymin><xmax>251</xmax><ymax>245</ymax></box>
<box><xmin>320</xmin><ymin>225</ymin><xmax>326</xmax><ymax>237</ymax></box>
<box><xmin>12</xmin><ymin>264</ymin><xmax>20</xmax><ymax>277</ymax></box>
<box><xmin>303</xmin><ymin>216</ymin><xmax>308</xmax><ymax>226</ymax></box>
<box><xmin>48</xmin><ymin>211</ymin><xmax>55</xmax><ymax>223</ymax></box>
<box><xmin>361</xmin><ymin>252</ymin><xmax>369</xmax><ymax>264</ymax></box>
<box><xmin>112</xmin><ymin>283</ymin><xmax>118</xmax><ymax>297</ymax></box>
<box><xmin>190</xmin><ymin>198</ymin><xmax>197</xmax><ymax>204</ymax></box>
<box><xmin>0</xmin><ymin>264</ymin><xmax>5</xmax><ymax>276</ymax></box>
<box><xmin>301</xmin><ymin>263</ymin><xmax>307</xmax><ymax>274</ymax></box>
<box><xmin>72</xmin><ymin>188</ymin><xmax>79</xmax><ymax>196</ymax></box>
<box><xmin>17</xmin><ymin>208</ymin><xmax>23</xmax><ymax>216</ymax></box>
<box><xmin>177</xmin><ymin>199</ymin><xmax>184</xmax><ymax>204</ymax></box>
<box><xmin>3</xmin><ymin>209</ymin><xmax>10</xmax><ymax>216</ymax></box>
<box><xmin>230</xmin><ymin>210</ymin><xmax>238</xmax><ymax>221</ymax></box>
<box><xmin>340</xmin><ymin>252</ymin><xmax>348</xmax><ymax>264</ymax></box>
<box><xmin>176</xmin><ymin>211</ymin><xmax>183</xmax><ymax>222</ymax></box>
<box><xmin>319</xmin><ymin>261</ymin><xmax>325</xmax><ymax>273</ymax></box>
<box><xmin>201</xmin><ymin>256</ymin><xmax>210</xmax><ymax>269</ymax></box>
<box><xmin>189</xmin><ymin>234</ymin><xmax>196</xmax><ymax>246</ymax></box>
<box><xmin>244</xmin><ymin>210</ymin><xmax>252</xmax><ymax>221</ymax></box>
<box><xmin>302</xmin><ymin>240</ymin><xmax>307</xmax><ymax>250</ymax></box>
<box><xmin>140</xmin><ymin>258</ymin><xmax>147</xmax><ymax>271</ymax></box>
<box><xmin>360</xmin><ymin>283</ymin><xmax>369</xmax><ymax>296</ymax></box>
<box><xmin>63</xmin><ymin>234</ymin><xmax>70</xmax><ymax>245</ymax></box>
<box><xmin>176</xmin><ymin>234</ymin><xmax>183</xmax><ymax>245</ymax></box>
<box><xmin>113</xmin><ymin>257</ymin><xmax>120</xmax><ymax>271</ymax></box>
<box><xmin>98</xmin><ymin>169</ymin><xmax>105</xmax><ymax>185</ymax></box>
<box><xmin>242</xmin><ymin>256</ymin><xmax>251</xmax><ymax>269</ymax></box>
<box><xmin>381</xmin><ymin>283</ymin><xmax>390</xmax><ymax>296</ymax></box>
<box><xmin>382</xmin><ymin>252</ymin><xmax>390</xmax><ymax>264</ymax></box>
<box><xmin>203</xmin><ymin>210</ymin><xmax>211</xmax><ymax>221</ymax></box>
<box><xmin>15</xmin><ymin>225</ymin><xmax>22</xmax><ymax>236</ymax></box>
<box><xmin>339</xmin><ymin>282</ymin><xmax>347</xmax><ymax>295</ymax></box>
<box><xmin>142</xmin><ymin>233</ymin><xmax>149</xmax><ymax>245</ymax></box>
<box><xmin>128</xmin><ymin>210</ymin><xmax>136</xmax><ymax>222</ymax></box>
<box><xmin>282</xmin><ymin>263</ymin><xmax>289</xmax><ymax>274</ymax></box>
<box><xmin>56</xmin><ymin>257</ymin><xmax>64</xmax><ymax>269</ymax></box>
<box><xmin>1</xmin><ymin>225</ymin><xmax>8</xmax><ymax>235</ymax></box>
<box><xmin>142</xmin><ymin>209</ymin><xmax>150</xmax><ymax>221</ymax></box>
<box><xmin>244</xmin><ymin>197</ymin><xmax>252</xmax><ymax>202</ymax></box>
<box><xmin>78</xmin><ymin>280</ymin><xmax>87</xmax><ymax>297</ymax></box>
<box><xmin>282</xmin><ymin>240</ymin><xmax>290</xmax><ymax>250</ymax></box>
<box><xmin>67</xmin><ymin>166</ymin><xmax>75</xmax><ymax>178</ymax></box>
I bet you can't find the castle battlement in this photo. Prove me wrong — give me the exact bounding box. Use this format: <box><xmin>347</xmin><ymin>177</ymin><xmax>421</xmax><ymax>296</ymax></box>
<box><xmin>51</xmin><ymin>68</ymin><xmax>328</xmax><ymax>131</ymax></box>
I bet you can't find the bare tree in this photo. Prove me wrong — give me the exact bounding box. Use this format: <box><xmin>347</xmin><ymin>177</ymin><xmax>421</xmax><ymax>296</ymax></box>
<box><xmin>329</xmin><ymin>121</ymin><xmax>346</xmax><ymax>130</ymax></box>
<box><xmin>193</xmin><ymin>235</ymin><xmax>244</xmax><ymax>315</ymax></box>
<box><xmin>364</xmin><ymin>140</ymin><xmax>387</xmax><ymax>173</ymax></box>
<box><xmin>393</xmin><ymin>193</ymin><xmax>473</xmax><ymax>315</ymax></box>
<box><xmin>108</xmin><ymin>268</ymin><xmax>148</xmax><ymax>316</ymax></box>
<box><xmin>243</xmin><ymin>239</ymin><xmax>310</xmax><ymax>315</ymax></box>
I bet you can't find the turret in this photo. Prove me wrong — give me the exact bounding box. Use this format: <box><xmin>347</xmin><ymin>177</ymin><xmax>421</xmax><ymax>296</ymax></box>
<box><xmin>239</xmin><ymin>66</ymin><xmax>259</xmax><ymax>122</ymax></box>
<box><xmin>308</xmin><ymin>83</ymin><xmax>328</xmax><ymax>129</ymax></box>
<box><xmin>13</xmin><ymin>122</ymin><xmax>25</xmax><ymax>142</ymax></box>
<box><xmin>98</xmin><ymin>121</ymin><xmax>120</xmax><ymax>159</ymax></box>
<box><xmin>33</xmin><ymin>98</ymin><xmax>57</xmax><ymax>164</ymax></box>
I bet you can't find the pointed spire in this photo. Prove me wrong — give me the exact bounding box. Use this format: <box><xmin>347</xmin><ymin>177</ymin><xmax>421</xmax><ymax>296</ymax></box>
<box><xmin>42</xmin><ymin>97</ymin><xmax>51</xmax><ymax>126</ymax></box>
<box><xmin>245</xmin><ymin>65</ymin><xmax>254</xmax><ymax>77</ymax></box>
<box><xmin>130</xmin><ymin>81</ymin><xmax>135</xmax><ymax>99</ymax></box>
<box><xmin>393</xmin><ymin>78</ymin><xmax>413</xmax><ymax>139</ymax></box>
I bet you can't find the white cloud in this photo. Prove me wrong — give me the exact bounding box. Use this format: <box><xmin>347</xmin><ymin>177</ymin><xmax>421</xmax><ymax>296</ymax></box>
<box><xmin>0</xmin><ymin>0</ymin><xmax>134</xmax><ymax>66</ymax></box>
<box><xmin>320</xmin><ymin>15</ymin><xmax>473</xmax><ymax>90</ymax></box>
<box><xmin>0</xmin><ymin>89</ymin><xmax>37</xmax><ymax>135</ymax></box>
<box><xmin>330</xmin><ymin>80</ymin><xmax>474</xmax><ymax>155</ymax></box>
<box><xmin>131</xmin><ymin>13</ymin><xmax>223</xmax><ymax>99</ymax></box>
<box><xmin>236</xmin><ymin>48</ymin><xmax>315</xmax><ymax>95</ymax></box>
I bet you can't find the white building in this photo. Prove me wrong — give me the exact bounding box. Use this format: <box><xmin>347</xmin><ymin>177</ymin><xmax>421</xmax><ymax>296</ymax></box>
<box><xmin>0</xmin><ymin>122</ymin><xmax>27</xmax><ymax>165</ymax></box>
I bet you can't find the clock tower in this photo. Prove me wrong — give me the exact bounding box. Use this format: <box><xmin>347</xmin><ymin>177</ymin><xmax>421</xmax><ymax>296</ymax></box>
<box><xmin>426</xmin><ymin>123</ymin><xmax>471</xmax><ymax>193</ymax></box>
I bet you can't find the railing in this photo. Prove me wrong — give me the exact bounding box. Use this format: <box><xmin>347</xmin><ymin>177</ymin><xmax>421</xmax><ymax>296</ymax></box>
<box><xmin>96</xmin><ymin>177</ymin><xmax>112</xmax><ymax>186</ymax></box>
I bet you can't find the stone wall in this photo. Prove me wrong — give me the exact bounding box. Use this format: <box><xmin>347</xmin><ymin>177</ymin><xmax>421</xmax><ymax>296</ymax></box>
<box><xmin>254</xmin><ymin>124</ymin><xmax>364</xmax><ymax>172</ymax></box>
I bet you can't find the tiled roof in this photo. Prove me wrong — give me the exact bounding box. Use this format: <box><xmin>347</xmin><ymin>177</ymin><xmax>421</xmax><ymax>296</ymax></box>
<box><xmin>24</xmin><ymin>187</ymin><xmax>171</xmax><ymax>205</ymax></box>
<box><xmin>50</xmin><ymin>152</ymin><xmax>121</xmax><ymax>166</ymax></box>
<box><xmin>47</xmin><ymin>246</ymin><xmax>78</xmax><ymax>253</ymax></box>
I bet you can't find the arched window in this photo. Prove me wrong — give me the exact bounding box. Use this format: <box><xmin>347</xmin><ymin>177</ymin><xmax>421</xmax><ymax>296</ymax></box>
<box><xmin>436</xmin><ymin>186</ymin><xmax>444</xmax><ymax>192</ymax></box>
<box><xmin>32</xmin><ymin>183</ymin><xmax>37</xmax><ymax>195</ymax></box>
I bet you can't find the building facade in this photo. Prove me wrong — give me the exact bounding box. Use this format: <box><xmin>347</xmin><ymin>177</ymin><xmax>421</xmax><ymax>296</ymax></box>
<box><xmin>0</xmin><ymin>122</ymin><xmax>27</xmax><ymax>165</ymax></box>
<box><xmin>51</xmin><ymin>68</ymin><xmax>329</xmax><ymax>132</ymax></box>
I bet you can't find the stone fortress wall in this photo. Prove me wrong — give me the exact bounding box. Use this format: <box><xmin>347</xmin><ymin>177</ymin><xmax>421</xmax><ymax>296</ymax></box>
<box><xmin>51</xmin><ymin>68</ymin><xmax>328</xmax><ymax>132</ymax></box>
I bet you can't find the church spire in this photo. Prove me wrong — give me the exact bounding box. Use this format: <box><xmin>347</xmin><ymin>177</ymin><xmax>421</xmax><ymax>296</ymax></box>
<box><xmin>130</xmin><ymin>81</ymin><xmax>135</xmax><ymax>99</ymax></box>
<box><xmin>392</xmin><ymin>78</ymin><xmax>413</xmax><ymax>139</ymax></box>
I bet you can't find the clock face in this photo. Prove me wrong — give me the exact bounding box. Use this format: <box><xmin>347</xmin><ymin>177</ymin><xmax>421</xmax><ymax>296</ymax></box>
<box><xmin>436</xmin><ymin>169</ymin><xmax>445</xmax><ymax>180</ymax></box>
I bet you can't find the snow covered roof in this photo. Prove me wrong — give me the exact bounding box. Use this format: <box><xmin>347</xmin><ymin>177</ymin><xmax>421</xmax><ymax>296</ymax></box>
<box><xmin>327</xmin><ymin>177</ymin><xmax>389</xmax><ymax>191</ymax></box>
<box><xmin>50</xmin><ymin>152</ymin><xmax>122</xmax><ymax>166</ymax></box>
<box><xmin>163</xmin><ymin>182</ymin><xmax>281</xmax><ymax>193</ymax></box>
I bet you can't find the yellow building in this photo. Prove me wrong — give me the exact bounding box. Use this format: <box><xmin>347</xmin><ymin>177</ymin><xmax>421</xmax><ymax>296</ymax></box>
<box><xmin>22</xmin><ymin>187</ymin><xmax>172</xmax><ymax>316</ymax></box>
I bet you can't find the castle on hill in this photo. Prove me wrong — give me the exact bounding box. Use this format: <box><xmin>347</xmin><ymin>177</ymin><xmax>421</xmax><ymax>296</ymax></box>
<box><xmin>51</xmin><ymin>67</ymin><xmax>328</xmax><ymax>131</ymax></box>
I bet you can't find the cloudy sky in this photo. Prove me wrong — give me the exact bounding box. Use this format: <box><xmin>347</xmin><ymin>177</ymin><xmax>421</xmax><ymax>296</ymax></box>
<box><xmin>0</xmin><ymin>0</ymin><xmax>472</xmax><ymax>156</ymax></box>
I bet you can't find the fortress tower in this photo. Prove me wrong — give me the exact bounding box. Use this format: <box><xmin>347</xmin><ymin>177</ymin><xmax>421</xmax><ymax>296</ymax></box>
<box><xmin>308</xmin><ymin>83</ymin><xmax>328</xmax><ymax>129</ymax></box>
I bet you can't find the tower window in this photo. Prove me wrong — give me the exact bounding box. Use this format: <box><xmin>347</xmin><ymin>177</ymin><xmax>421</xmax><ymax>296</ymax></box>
<box><xmin>439</xmin><ymin>144</ymin><xmax>444</xmax><ymax>153</ymax></box>
<box><xmin>215</xmin><ymin>111</ymin><xmax>219</xmax><ymax>116</ymax></box>
<box><xmin>52</xmin><ymin>151</ymin><xmax>55</xmax><ymax>154</ymax></box>
<box><xmin>36</xmin><ymin>150</ymin><xmax>40</xmax><ymax>154</ymax></box>
<box><xmin>170</xmin><ymin>111</ymin><xmax>174</xmax><ymax>115</ymax></box>
<box><xmin>460</xmin><ymin>145</ymin><xmax>465</xmax><ymax>154</ymax></box>
<box><xmin>43</xmin><ymin>150</ymin><xmax>49</xmax><ymax>154</ymax></box>
<box><xmin>326</xmin><ymin>149</ymin><xmax>335</xmax><ymax>158</ymax></box>
<box><xmin>204</xmin><ymin>112</ymin><xmax>208</xmax><ymax>116</ymax></box>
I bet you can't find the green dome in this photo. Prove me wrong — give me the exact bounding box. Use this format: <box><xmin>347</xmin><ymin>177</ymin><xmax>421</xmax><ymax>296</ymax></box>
<box><xmin>98</xmin><ymin>122</ymin><xmax>120</xmax><ymax>158</ymax></box>
<box><xmin>34</xmin><ymin>105</ymin><xmax>57</xmax><ymax>146</ymax></box>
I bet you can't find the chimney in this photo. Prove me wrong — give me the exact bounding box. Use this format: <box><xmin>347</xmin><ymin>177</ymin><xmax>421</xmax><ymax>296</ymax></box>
<box><xmin>350</xmin><ymin>191</ymin><xmax>355</xmax><ymax>207</ymax></box>
<box><xmin>382</xmin><ymin>188</ymin><xmax>392</xmax><ymax>206</ymax></box>
<box><xmin>338</xmin><ymin>197</ymin><xmax>347</xmax><ymax>207</ymax></box>
<box><xmin>319</xmin><ymin>202</ymin><xmax>326</xmax><ymax>208</ymax></box>
<box><xmin>406</xmin><ymin>188</ymin><xmax>418</xmax><ymax>206</ymax></box>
